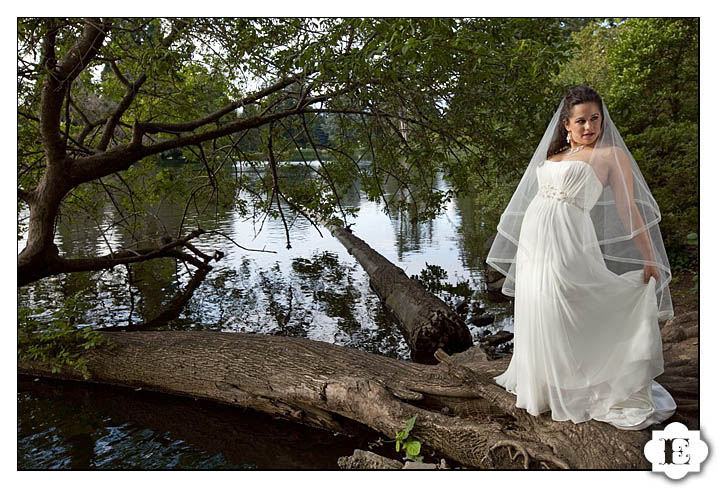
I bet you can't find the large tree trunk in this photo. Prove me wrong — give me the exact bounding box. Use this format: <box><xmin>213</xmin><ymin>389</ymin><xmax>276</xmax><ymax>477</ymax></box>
<box><xmin>327</xmin><ymin>225</ymin><xmax>472</xmax><ymax>363</ymax></box>
<box><xmin>18</xmin><ymin>322</ymin><xmax>698</xmax><ymax>469</ymax></box>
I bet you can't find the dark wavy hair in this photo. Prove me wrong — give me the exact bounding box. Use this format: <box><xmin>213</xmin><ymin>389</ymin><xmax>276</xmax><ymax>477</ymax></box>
<box><xmin>547</xmin><ymin>85</ymin><xmax>604</xmax><ymax>158</ymax></box>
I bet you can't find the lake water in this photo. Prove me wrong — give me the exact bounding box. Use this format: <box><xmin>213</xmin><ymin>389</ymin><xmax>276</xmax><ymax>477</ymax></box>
<box><xmin>17</xmin><ymin>160</ymin><xmax>514</xmax><ymax>469</ymax></box>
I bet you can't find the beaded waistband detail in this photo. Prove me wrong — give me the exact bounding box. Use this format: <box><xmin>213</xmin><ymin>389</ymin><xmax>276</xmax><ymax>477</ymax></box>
<box><xmin>537</xmin><ymin>184</ymin><xmax>581</xmax><ymax>208</ymax></box>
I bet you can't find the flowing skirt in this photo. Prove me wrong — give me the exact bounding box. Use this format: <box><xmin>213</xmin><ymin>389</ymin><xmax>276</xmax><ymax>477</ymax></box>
<box><xmin>493</xmin><ymin>196</ymin><xmax>676</xmax><ymax>429</ymax></box>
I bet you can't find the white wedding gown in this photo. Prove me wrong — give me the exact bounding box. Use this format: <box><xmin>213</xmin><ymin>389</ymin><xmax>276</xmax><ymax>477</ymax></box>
<box><xmin>493</xmin><ymin>159</ymin><xmax>677</xmax><ymax>430</ymax></box>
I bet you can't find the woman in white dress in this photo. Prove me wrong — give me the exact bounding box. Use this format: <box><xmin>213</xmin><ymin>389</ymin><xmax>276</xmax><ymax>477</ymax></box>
<box><xmin>486</xmin><ymin>86</ymin><xmax>677</xmax><ymax>430</ymax></box>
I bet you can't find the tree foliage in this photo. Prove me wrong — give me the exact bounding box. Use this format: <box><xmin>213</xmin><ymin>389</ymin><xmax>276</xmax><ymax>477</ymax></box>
<box><xmin>16</xmin><ymin>16</ymin><xmax>697</xmax><ymax>378</ymax></box>
<box><xmin>487</xmin><ymin>17</ymin><xmax>699</xmax><ymax>271</ymax></box>
<box><xmin>17</xmin><ymin>17</ymin><xmax>570</xmax><ymax>287</ymax></box>
<box><xmin>604</xmin><ymin>18</ymin><xmax>697</xmax><ymax>269</ymax></box>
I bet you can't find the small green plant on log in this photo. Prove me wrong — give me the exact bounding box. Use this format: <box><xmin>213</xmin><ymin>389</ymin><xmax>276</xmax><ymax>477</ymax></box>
<box><xmin>395</xmin><ymin>415</ymin><xmax>423</xmax><ymax>462</ymax></box>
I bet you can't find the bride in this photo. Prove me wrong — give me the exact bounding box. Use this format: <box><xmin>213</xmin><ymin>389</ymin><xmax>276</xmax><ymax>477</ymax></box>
<box><xmin>486</xmin><ymin>85</ymin><xmax>677</xmax><ymax>430</ymax></box>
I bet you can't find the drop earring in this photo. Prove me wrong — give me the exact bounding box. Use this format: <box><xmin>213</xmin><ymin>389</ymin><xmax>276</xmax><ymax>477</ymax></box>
<box><xmin>566</xmin><ymin>132</ymin><xmax>571</xmax><ymax>144</ymax></box>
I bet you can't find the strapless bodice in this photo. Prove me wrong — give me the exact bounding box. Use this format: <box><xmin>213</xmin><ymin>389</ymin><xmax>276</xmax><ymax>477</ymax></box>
<box><xmin>536</xmin><ymin>160</ymin><xmax>604</xmax><ymax>210</ymax></box>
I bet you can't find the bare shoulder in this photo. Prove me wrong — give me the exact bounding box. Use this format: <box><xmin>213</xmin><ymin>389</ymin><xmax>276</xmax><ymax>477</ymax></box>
<box><xmin>593</xmin><ymin>145</ymin><xmax>631</xmax><ymax>170</ymax></box>
<box><xmin>593</xmin><ymin>145</ymin><xmax>628</xmax><ymax>161</ymax></box>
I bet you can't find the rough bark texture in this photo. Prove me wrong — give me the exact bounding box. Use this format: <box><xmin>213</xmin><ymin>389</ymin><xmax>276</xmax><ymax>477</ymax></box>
<box><xmin>337</xmin><ymin>449</ymin><xmax>404</xmax><ymax>469</ymax></box>
<box><xmin>656</xmin><ymin>311</ymin><xmax>699</xmax><ymax>430</ymax></box>
<box><xmin>19</xmin><ymin>320</ymin><xmax>698</xmax><ymax>469</ymax></box>
<box><xmin>336</xmin><ymin>449</ymin><xmax>450</xmax><ymax>469</ymax></box>
<box><xmin>327</xmin><ymin>225</ymin><xmax>472</xmax><ymax>363</ymax></box>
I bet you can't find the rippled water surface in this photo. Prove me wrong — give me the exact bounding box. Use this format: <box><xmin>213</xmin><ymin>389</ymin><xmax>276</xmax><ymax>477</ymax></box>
<box><xmin>18</xmin><ymin>377</ymin><xmax>385</xmax><ymax>469</ymax></box>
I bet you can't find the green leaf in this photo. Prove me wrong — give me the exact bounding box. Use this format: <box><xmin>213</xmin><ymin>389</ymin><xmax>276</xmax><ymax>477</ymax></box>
<box><xmin>405</xmin><ymin>415</ymin><xmax>416</xmax><ymax>433</ymax></box>
<box><xmin>405</xmin><ymin>440</ymin><xmax>421</xmax><ymax>457</ymax></box>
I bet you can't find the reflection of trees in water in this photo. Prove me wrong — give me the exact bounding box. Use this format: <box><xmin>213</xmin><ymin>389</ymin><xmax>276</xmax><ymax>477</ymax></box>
<box><xmin>19</xmin><ymin>377</ymin><xmax>373</xmax><ymax>469</ymax></box>
<box><xmin>381</xmin><ymin>169</ymin><xmax>450</xmax><ymax>260</ymax></box>
<box><xmin>291</xmin><ymin>251</ymin><xmax>361</xmax><ymax>334</ymax></box>
<box><xmin>410</xmin><ymin>261</ymin><xmax>515</xmax><ymax>345</ymax></box>
<box><xmin>17</xmin><ymin>383</ymin><xmax>103</xmax><ymax>469</ymax></box>
<box><xmin>174</xmin><ymin>251</ymin><xmax>409</xmax><ymax>360</ymax></box>
<box><xmin>20</xmin><ymin>163</ymin><xmax>443</xmax><ymax>329</ymax></box>
<box><xmin>19</xmin><ymin>162</ymin><xmax>511</xmax><ymax>353</ymax></box>
<box><xmin>18</xmin><ymin>161</ymin><xmax>519</xmax><ymax>468</ymax></box>
<box><xmin>18</xmin><ymin>257</ymin><xmax>195</xmax><ymax>330</ymax></box>
<box><xmin>453</xmin><ymin>191</ymin><xmax>492</xmax><ymax>272</ymax></box>
<box><xmin>21</xmin><ymin>161</ymin><xmax>368</xmax><ymax>326</ymax></box>
<box><xmin>259</xmin><ymin>262</ymin><xmax>305</xmax><ymax>337</ymax></box>
<box><xmin>127</xmin><ymin>258</ymin><xmax>181</xmax><ymax>324</ymax></box>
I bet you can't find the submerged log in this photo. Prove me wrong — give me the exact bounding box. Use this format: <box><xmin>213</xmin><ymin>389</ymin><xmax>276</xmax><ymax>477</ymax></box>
<box><xmin>327</xmin><ymin>225</ymin><xmax>472</xmax><ymax>363</ymax></box>
<box><xmin>18</xmin><ymin>329</ymin><xmax>684</xmax><ymax>469</ymax></box>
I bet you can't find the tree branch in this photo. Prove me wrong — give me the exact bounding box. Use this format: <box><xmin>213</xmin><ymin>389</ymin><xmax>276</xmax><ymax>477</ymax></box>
<box><xmin>18</xmin><ymin>229</ymin><xmax>215</xmax><ymax>286</ymax></box>
<box><xmin>97</xmin><ymin>73</ymin><xmax>147</xmax><ymax>151</ymax></box>
<box><xmin>303</xmin><ymin>106</ymin><xmax>488</xmax><ymax>182</ymax></box>
<box><xmin>67</xmin><ymin>92</ymin><xmax>107</xmax><ymax>149</ymax></box>
<box><xmin>54</xmin><ymin>18</ymin><xmax>111</xmax><ymax>82</ymax></box>
<box><xmin>70</xmin><ymin>103</ymin><xmax>316</xmax><ymax>187</ymax></box>
<box><xmin>108</xmin><ymin>59</ymin><xmax>131</xmax><ymax>87</ymax></box>
<box><xmin>96</xmin><ymin>20</ymin><xmax>189</xmax><ymax>151</ymax></box>
<box><xmin>39</xmin><ymin>18</ymin><xmax>110</xmax><ymax>164</ymax></box>
<box><xmin>301</xmin><ymin>114</ymin><xmax>347</xmax><ymax>225</ymax></box>
<box><xmin>267</xmin><ymin>125</ymin><xmax>292</xmax><ymax>249</ymax></box>
<box><xmin>137</xmin><ymin>74</ymin><xmax>302</xmax><ymax>136</ymax></box>
<box><xmin>39</xmin><ymin>18</ymin><xmax>58</xmax><ymax>72</ymax></box>
<box><xmin>101</xmin><ymin>259</ymin><xmax>213</xmax><ymax>332</ymax></box>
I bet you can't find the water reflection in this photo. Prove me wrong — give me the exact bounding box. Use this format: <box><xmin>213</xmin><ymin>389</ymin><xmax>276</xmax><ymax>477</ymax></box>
<box><xmin>18</xmin><ymin>161</ymin><xmax>514</xmax><ymax>339</ymax></box>
<box><xmin>17</xmin><ymin>160</ymin><xmax>515</xmax><ymax>469</ymax></box>
<box><xmin>18</xmin><ymin>377</ymin><xmax>380</xmax><ymax>469</ymax></box>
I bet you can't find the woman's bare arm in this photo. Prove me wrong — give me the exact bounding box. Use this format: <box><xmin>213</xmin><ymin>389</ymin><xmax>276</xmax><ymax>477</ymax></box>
<box><xmin>607</xmin><ymin>150</ymin><xmax>656</xmax><ymax>263</ymax></box>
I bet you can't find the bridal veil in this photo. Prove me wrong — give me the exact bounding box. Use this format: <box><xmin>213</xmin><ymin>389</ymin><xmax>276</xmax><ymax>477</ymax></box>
<box><xmin>485</xmin><ymin>94</ymin><xmax>674</xmax><ymax>321</ymax></box>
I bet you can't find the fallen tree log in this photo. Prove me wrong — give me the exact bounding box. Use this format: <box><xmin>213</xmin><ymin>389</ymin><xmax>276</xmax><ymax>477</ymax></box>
<box><xmin>18</xmin><ymin>330</ymin><xmax>673</xmax><ymax>469</ymax></box>
<box><xmin>326</xmin><ymin>224</ymin><xmax>472</xmax><ymax>363</ymax></box>
<box><xmin>656</xmin><ymin>311</ymin><xmax>699</xmax><ymax>430</ymax></box>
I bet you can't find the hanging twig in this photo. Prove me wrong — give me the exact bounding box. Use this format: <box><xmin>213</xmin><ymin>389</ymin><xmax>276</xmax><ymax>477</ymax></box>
<box><xmin>267</xmin><ymin>123</ymin><xmax>292</xmax><ymax>249</ymax></box>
